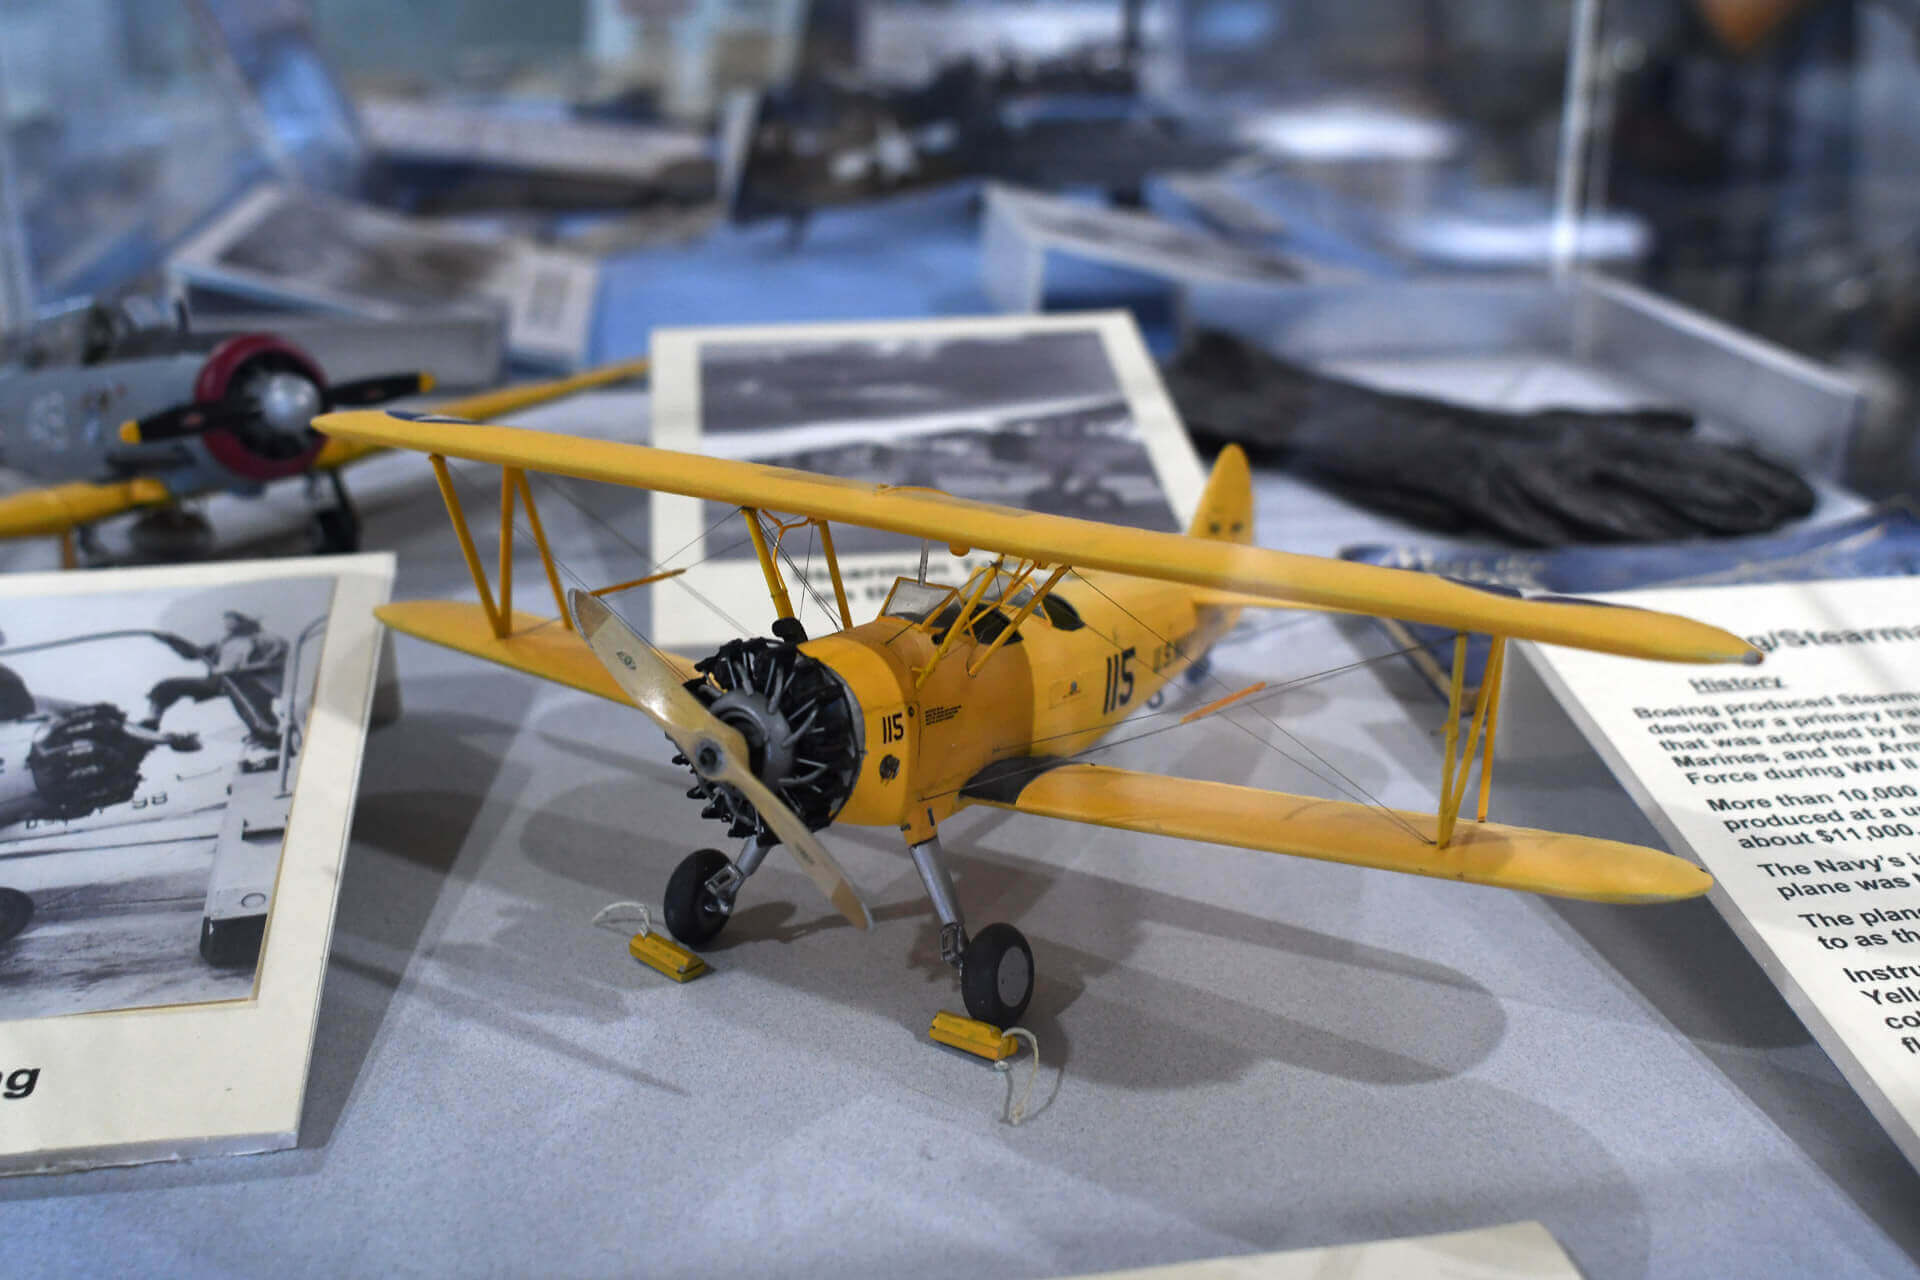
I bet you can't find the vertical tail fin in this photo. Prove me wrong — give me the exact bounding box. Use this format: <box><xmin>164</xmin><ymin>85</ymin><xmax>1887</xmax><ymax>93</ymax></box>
<box><xmin>1187</xmin><ymin>445</ymin><xmax>1253</xmax><ymax>544</ymax></box>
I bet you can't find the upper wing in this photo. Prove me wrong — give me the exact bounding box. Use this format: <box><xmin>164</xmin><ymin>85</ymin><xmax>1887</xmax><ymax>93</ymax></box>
<box><xmin>315</xmin><ymin>408</ymin><xmax>1757</xmax><ymax>665</ymax></box>
<box><xmin>314</xmin><ymin>356</ymin><xmax>652</xmax><ymax>473</ymax></box>
<box><xmin>959</xmin><ymin>760</ymin><xmax>1712</xmax><ymax>904</ymax></box>
<box><xmin>0</xmin><ymin>478</ymin><xmax>173</xmax><ymax>541</ymax></box>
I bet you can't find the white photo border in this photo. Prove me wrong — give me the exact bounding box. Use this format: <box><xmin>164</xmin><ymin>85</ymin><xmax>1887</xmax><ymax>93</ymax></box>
<box><xmin>0</xmin><ymin>552</ymin><xmax>394</xmax><ymax>1175</ymax></box>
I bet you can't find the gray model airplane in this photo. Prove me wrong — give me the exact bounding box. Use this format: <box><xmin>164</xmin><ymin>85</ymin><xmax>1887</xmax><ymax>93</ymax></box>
<box><xmin>0</xmin><ymin>297</ymin><xmax>428</xmax><ymax>561</ymax></box>
<box><xmin>0</xmin><ymin>298</ymin><xmax>650</xmax><ymax>564</ymax></box>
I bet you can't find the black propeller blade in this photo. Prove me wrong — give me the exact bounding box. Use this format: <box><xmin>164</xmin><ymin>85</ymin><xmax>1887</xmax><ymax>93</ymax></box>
<box><xmin>120</xmin><ymin>370</ymin><xmax>430</xmax><ymax>446</ymax></box>
<box><xmin>118</xmin><ymin>400</ymin><xmax>254</xmax><ymax>445</ymax></box>
<box><xmin>324</xmin><ymin>372</ymin><xmax>433</xmax><ymax>407</ymax></box>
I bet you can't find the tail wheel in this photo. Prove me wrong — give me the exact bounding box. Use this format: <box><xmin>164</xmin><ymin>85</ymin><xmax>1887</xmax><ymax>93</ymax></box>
<box><xmin>663</xmin><ymin>848</ymin><xmax>733</xmax><ymax>947</ymax></box>
<box><xmin>961</xmin><ymin>922</ymin><xmax>1034</xmax><ymax>1027</ymax></box>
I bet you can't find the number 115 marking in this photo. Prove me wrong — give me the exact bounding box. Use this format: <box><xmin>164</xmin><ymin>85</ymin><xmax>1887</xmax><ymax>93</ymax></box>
<box><xmin>1103</xmin><ymin>648</ymin><xmax>1135</xmax><ymax>713</ymax></box>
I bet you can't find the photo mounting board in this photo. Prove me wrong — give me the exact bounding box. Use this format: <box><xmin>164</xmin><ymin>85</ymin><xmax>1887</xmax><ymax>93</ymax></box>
<box><xmin>982</xmin><ymin>183</ymin><xmax>1313</xmax><ymax>314</ymax></box>
<box><xmin>0</xmin><ymin>552</ymin><xmax>393</xmax><ymax>1175</ymax></box>
<box><xmin>647</xmin><ymin>310</ymin><xmax>1207</xmax><ymax>649</ymax></box>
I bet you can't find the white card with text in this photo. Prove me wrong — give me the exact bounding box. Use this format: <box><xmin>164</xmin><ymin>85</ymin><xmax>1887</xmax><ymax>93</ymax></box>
<box><xmin>1527</xmin><ymin>576</ymin><xmax>1920</xmax><ymax>1171</ymax></box>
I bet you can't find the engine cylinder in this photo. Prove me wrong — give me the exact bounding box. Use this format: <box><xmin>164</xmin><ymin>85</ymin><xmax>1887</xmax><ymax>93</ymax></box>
<box><xmin>680</xmin><ymin>638</ymin><xmax>862</xmax><ymax>841</ymax></box>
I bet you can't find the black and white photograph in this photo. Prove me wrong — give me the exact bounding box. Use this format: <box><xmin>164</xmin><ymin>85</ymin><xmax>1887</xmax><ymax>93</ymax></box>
<box><xmin>984</xmin><ymin>184</ymin><xmax>1304</xmax><ymax>311</ymax></box>
<box><xmin>0</xmin><ymin>574</ymin><xmax>334</xmax><ymax>1021</ymax></box>
<box><xmin>169</xmin><ymin>184</ymin><xmax>599</xmax><ymax>367</ymax></box>
<box><xmin>0</xmin><ymin>554</ymin><xmax>389</xmax><ymax>1175</ymax></box>
<box><xmin>694</xmin><ymin>329</ymin><xmax>1182</xmax><ymax>557</ymax></box>
<box><xmin>649</xmin><ymin>312</ymin><xmax>1206</xmax><ymax>646</ymax></box>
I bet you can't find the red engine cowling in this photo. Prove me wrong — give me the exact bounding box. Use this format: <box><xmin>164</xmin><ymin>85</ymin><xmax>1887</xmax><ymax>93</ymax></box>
<box><xmin>193</xmin><ymin>334</ymin><xmax>329</xmax><ymax>481</ymax></box>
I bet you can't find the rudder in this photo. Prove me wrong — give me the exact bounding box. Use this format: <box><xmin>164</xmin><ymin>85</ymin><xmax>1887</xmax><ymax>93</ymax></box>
<box><xmin>1187</xmin><ymin>445</ymin><xmax>1253</xmax><ymax>544</ymax></box>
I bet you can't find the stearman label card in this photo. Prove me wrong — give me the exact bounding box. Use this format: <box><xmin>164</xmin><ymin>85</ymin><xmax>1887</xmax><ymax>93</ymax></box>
<box><xmin>1527</xmin><ymin>576</ymin><xmax>1920</xmax><ymax>1171</ymax></box>
<box><xmin>0</xmin><ymin>553</ymin><xmax>392</xmax><ymax>1174</ymax></box>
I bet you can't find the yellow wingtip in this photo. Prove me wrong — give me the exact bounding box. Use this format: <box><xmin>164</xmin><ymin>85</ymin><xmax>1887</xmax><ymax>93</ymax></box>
<box><xmin>118</xmin><ymin>419</ymin><xmax>141</xmax><ymax>445</ymax></box>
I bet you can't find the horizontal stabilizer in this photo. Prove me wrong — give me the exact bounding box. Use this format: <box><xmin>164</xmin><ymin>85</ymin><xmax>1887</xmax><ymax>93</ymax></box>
<box><xmin>960</xmin><ymin>761</ymin><xmax>1711</xmax><ymax>904</ymax></box>
<box><xmin>376</xmin><ymin>600</ymin><xmax>700</xmax><ymax>701</ymax></box>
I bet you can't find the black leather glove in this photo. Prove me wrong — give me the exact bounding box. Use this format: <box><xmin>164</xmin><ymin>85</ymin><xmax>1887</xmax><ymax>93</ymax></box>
<box><xmin>1163</xmin><ymin>329</ymin><xmax>1816</xmax><ymax>546</ymax></box>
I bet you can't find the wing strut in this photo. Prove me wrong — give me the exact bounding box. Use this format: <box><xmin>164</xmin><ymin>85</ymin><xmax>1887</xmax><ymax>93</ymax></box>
<box><xmin>428</xmin><ymin>456</ymin><xmax>576</xmax><ymax>638</ymax></box>
<box><xmin>742</xmin><ymin>508</ymin><xmax>796</xmax><ymax>627</ymax></box>
<box><xmin>814</xmin><ymin>521</ymin><xmax>854</xmax><ymax>630</ymax></box>
<box><xmin>915</xmin><ymin>554</ymin><xmax>1006</xmax><ymax>688</ymax></box>
<box><xmin>513</xmin><ymin>470</ymin><xmax>572</xmax><ymax>629</ymax></box>
<box><xmin>966</xmin><ymin>562</ymin><xmax>1065</xmax><ymax>676</ymax></box>
<box><xmin>1436</xmin><ymin>635</ymin><xmax>1508</xmax><ymax>846</ymax></box>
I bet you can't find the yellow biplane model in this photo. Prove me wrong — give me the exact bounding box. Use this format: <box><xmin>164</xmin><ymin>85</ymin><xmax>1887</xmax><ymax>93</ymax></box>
<box><xmin>315</xmin><ymin>407</ymin><xmax>1755</xmax><ymax>1027</ymax></box>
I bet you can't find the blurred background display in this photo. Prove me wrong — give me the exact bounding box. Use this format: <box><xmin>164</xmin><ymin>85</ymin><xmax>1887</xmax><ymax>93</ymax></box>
<box><xmin>0</xmin><ymin>0</ymin><xmax>281</xmax><ymax>309</ymax></box>
<box><xmin>4</xmin><ymin>0</ymin><xmax>1920</xmax><ymax>493</ymax></box>
<box><xmin>1568</xmin><ymin>0</ymin><xmax>1920</xmax><ymax>492</ymax></box>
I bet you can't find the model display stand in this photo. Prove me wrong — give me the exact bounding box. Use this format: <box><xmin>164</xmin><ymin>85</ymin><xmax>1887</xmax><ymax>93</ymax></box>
<box><xmin>982</xmin><ymin>183</ymin><xmax>1316</xmax><ymax>315</ymax></box>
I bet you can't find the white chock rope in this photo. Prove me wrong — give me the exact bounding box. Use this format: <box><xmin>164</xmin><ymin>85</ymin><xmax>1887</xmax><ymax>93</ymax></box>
<box><xmin>995</xmin><ymin>1027</ymin><xmax>1041</xmax><ymax>1126</ymax></box>
<box><xmin>593</xmin><ymin>901</ymin><xmax>654</xmax><ymax>936</ymax></box>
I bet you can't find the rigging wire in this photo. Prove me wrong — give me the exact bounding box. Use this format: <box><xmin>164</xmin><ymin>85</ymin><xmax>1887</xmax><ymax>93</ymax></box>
<box><xmin>920</xmin><ymin>640</ymin><xmax>1424</xmax><ymax>804</ymax></box>
<box><xmin>761</xmin><ymin>510</ymin><xmax>843</xmax><ymax>633</ymax></box>
<box><xmin>1061</xmin><ymin>570</ymin><xmax>1431</xmax><ymax>845</ymax></box>
<box><xmin>438</xmin><ymin>456</ymin><xmax>755</xmax><ymax>644</ymax></box>
<box><xmin>526</xmin><ymin>467</ymin><xmax>754</xmax><ymax>640</ymax></box>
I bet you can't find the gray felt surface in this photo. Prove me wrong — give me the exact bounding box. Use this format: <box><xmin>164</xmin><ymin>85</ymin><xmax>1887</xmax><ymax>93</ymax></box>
<box><xmin>2</xmin><ymin>385</ymin><xmax>1918</xmax><ymax>1279</ymax></box>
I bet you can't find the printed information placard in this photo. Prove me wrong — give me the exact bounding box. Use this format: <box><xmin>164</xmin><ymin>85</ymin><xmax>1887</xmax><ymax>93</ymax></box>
<box><xmin>1527</xmin><ymin>576</ymin><xmax>1920</xmax><ymax>1170</ymax></box>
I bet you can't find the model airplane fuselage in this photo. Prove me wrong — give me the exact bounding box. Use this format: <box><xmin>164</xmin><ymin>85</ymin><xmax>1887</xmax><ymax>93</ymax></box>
<box><xmin>773</xmin><ymin>567</ymin><xmax>1233</xmax><ymax>838</ymax></box>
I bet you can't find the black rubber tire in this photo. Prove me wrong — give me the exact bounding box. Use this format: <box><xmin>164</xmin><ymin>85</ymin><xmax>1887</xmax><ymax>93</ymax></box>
<box><xmin>960</xmin><ymin>922</ymin><xmax>1035</xmax><ymax>1028</ymax></box>
<box><xmin>663</xmin><ymin>848</ymin><xmax>733</xmax><ymax>947</ymax></box>
<box><xmin>0</xmin><ymin>888</ymin><xmax>31</xmax><ymax>943</ymax></box>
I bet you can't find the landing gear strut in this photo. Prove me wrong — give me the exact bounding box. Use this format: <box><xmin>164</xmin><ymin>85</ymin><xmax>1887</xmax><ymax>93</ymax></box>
<box><xmin>308</xmin><ymin>471</ymin><xmax>361</xmax><ymax>554</ymax></box>
<box><xmin>911</xmin><ymin>832</ymin><xmax>1034</xmax><ymax>1026</ymax></box>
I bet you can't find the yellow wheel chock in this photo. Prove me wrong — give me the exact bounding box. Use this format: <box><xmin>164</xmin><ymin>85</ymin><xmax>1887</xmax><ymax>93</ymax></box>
<box><xmin>629</xmin><ymin>930</ymin><xmax>708</xmax><ymax>982</ymax></box>
<box><xmin>929</xmin><ymin>1010</ymin><xmax>1017</xmax><ymax>1062</ymax></box>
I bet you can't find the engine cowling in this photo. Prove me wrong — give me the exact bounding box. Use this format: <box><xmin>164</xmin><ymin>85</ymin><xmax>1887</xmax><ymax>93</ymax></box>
<box><xmin>194</xmin><ymin>335</ymin><xmax>329</xmax><ymax>481</ymax></box>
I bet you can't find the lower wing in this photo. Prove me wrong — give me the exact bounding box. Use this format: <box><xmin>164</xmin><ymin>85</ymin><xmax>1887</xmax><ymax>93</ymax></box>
<box><xmin>378</xmin><ymin>600</ymin><xmax>701</xmax><ymax>700</ymax></box>
<box><xmin>958</xmin><ymin>760</ymin><xmax>1710</xmax><ymax>904</ymax></box>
